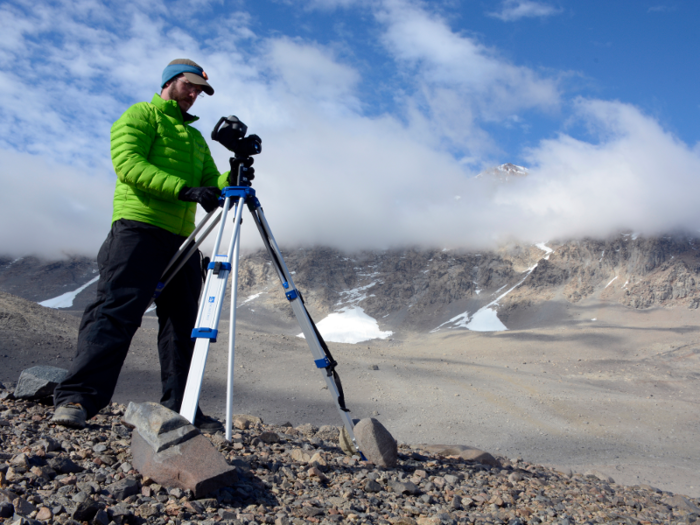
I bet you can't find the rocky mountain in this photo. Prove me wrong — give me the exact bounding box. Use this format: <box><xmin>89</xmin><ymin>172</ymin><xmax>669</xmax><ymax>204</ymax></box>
<box><xmin>2</xmin><ymin>232</ymin><xmax>699</xmax><ymax>335</ymax></box>
<box><xmin>475</xmin><ymin>163</ymin><xmax>529</xmax><ymax>182</ymax></box>
<box><xmin>0</xmin><ymin>256</ymin><xmax>98</xmax><ymax>305</ymax></box>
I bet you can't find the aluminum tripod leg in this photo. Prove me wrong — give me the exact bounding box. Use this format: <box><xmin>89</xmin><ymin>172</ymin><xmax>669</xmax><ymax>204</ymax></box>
<box><xmin>246</xmin><ymin>199</ymin><xmax>359</xmax><ymax>451</ymax></box>
<box><xmin>225</xmin><ymin>216</ymin><xmax>241</xmax><ymax>441</ymax></box>
<box><xmin>149</xmin><ymin>208</ymin><xmax>223</xmax><ymax>308</ymax></box>
<box><xmin>180</xmin><ymin>195</ymin><xmax>245</xmax><ymax>424</ymax></box>
<box><xmin>178</xmin><ymin>186</ymin><xmax>359</xmax><ymax>453</ymax></box>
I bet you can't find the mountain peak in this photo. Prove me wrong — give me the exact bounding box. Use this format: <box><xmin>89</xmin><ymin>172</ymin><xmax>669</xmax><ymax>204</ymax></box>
<box><xmin>477</xmin><ymin>163</ymin><xmax>529</xmax><ymax>182</ymax></box>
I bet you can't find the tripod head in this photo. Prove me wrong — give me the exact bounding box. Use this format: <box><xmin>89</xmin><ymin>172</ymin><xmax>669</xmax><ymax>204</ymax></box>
<box><xmin>211</xmin><ymin>115</ymin><xmax>261</xmax><ymax>186</ymax></box>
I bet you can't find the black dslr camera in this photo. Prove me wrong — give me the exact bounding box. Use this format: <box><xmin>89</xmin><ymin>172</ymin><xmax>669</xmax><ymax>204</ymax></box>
<box><xmin>211</xmin><ymin>116</ymin><xmax>261</xmax><ymax>159</ymax></box>
<box><xmin>211</xmin><ymin>116</ymin><xmax>261</xmax><ymax>186</ymax></box>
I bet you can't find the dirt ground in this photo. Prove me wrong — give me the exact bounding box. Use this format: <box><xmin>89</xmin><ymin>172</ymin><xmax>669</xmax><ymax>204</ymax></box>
<box><xmin>115</xmin><ymin>298</ymin><xmax>700</xmax><ymax>498</ymax></box>
<box><xmin>2</xmin><ymin>294</ymin><xmax>699</xmax><ymax>498</ymax></box>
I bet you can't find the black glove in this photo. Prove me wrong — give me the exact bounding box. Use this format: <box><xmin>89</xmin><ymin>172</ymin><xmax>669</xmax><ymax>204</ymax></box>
<box><xmin>178</xmin><ymin>186</ymin><xmax>221</xmax><ymax>213</ymax></box>
<box><xmin>229</xmin><ymin>157</ymin><xmax>255</xmax><ymax>186</ymax></box>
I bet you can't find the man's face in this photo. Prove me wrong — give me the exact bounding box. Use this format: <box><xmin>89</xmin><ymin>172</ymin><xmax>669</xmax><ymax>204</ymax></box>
<box><xmin>163</xmin><ymin>76</ymin><xmax>203</xmax><ymax>113</ymax></box>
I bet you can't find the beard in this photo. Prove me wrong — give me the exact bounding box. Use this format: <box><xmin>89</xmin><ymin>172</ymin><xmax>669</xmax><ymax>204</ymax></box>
<box><xmin>165</xmin><ymin>82</ymin><xmax>195</xmax><ymax>113</ymax></box>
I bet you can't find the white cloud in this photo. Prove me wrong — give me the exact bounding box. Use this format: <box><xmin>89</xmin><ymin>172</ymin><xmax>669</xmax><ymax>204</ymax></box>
<box><xmin>375</xmin><ymin>0</ymin><xmax>560</xmax><ymax>155</ymax></box>
<box><xmin>1</xmin><ymin>0</ymin><xmax>698</xmax><ymax>261</ymax></box>
<box><xmin>493</xmin><ymin>99</ymin><xmax>700</xmax><ymax>241</ymax></box>
<box><xmin>266</xmin><ymin>37</ymin><xmax>362</xmax><ymax>114</ymax></box>
<box><xmin>0</xmin><ymin>149</ymin><xmax>114</xmax><ymax>257</ymax></box>
<box><xmin>488</xmin><ymin>0</ymin><xmax>563</xmax><ymax>22</ymax></box>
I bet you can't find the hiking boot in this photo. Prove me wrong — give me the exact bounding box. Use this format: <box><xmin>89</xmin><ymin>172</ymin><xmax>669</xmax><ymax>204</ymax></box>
<box><xmin>195</xmin><ymin>413</ymin><xmax>224</xmax><ymax>433</ymax></box>
<box><xmin>51</xmin><ymin>403</ymin><xmax>87</xmax><ymax>429</ymax></box>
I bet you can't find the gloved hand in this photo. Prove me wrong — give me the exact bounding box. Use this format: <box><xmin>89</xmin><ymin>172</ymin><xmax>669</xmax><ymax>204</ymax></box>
<box><xmin>178</xmin><ymin>186</ymin><xmax>221</xmax><ymax>213</ymax></box>
<box><xmin>229</xmin><ymin>157</ymin><xmax>255</xmax><ymax>186</ymax></box>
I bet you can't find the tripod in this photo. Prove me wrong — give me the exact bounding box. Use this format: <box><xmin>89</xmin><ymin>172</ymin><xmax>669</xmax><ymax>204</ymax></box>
<box><xmin>156</xmin><ymin>166</ymin><xmax>359</xmax><ymax>452</ymax></box>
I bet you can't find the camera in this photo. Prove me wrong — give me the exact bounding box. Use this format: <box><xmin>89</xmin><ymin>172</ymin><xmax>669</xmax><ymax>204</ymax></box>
<box><xmin>211</xmin><ymin>116</ymin><xmax>261</xmax><ymax>159</ymax></box>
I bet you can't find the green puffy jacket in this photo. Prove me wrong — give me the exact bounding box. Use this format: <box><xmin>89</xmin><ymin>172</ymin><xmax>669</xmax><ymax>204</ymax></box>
<box><xmin>110</xmin><ymin>94</ymin><xmax>228</xmax><ymax>237</ymax></box>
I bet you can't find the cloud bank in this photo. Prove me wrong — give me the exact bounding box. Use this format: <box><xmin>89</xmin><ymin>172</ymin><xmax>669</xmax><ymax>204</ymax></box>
<box><xmin>1</xmin><ymin>0</ymin><xmax>698</xmax><ymax>259</ymax></box>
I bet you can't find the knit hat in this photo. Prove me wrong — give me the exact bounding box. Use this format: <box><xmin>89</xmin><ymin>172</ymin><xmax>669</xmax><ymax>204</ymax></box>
<box><xmin>161</xmin><ymin>58</ymin><xmax>214</xmax><ymax>96</ymax></box>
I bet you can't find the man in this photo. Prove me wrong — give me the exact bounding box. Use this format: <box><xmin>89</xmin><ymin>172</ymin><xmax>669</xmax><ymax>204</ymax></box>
<box><xmin>52</xmin><ymin>59</ymin><xmax>228</xmax><ymax>431</ymax></box>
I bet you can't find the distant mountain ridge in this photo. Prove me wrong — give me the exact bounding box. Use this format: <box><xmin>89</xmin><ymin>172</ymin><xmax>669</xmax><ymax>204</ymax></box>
<box><xmin>3</xmin><ymin>231</ymin><xmax>700</xmax><ymax>334</ymax></box>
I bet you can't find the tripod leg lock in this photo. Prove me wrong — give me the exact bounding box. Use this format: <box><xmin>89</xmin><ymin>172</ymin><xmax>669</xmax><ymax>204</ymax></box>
<box><xmin>208</xmin><ymin>261</ymin><xmax>232</xmax><ymax>274</ymax></box>
<box><xmin>315</xmin><ymin>356</ymin><xmax>339</xmax><ymax>375</ymax></box>
<box><xmin>285</xmin><ymin>289</ymin><xmax>298</xmax><ymax>301</ymax></box>
<box><xmin>191</xmin><ymin>327</ymin><xmax>218</xmax><ymax>342</ymax></box>
<box><xmin>314</xmin><ymin>357</ymin><xmax>332</xmax><ymax>369</ymax></box>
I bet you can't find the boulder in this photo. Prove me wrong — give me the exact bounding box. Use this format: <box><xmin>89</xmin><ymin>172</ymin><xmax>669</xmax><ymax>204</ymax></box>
<box><xmin>231</xmin><ymin>414</ymin><xmax>262</xmax><ymax>430</ymax></box>
<box><xmin>417</xmin><ymin>444</ymin><xmax>500</xmax><ymax>467</ymax></box>
<box><xmin>668</xmin><ymin>494</ymin><xmax>700</xmax><ymax>514</ymax></box>
<box><xmin>131</xmin><ymin>430</ymin><xmax>238</xmax><ymax>498</ymax></box>
<box><xmin>47</xmin><ymin>457</ymin><xmax>83</xmax><ymax>474</ymax></box>
<box><xmin>353</xmin><ymin>418</ymin><xmax>397</xmax><ymax>468</ymax></box>
<box><xmin>0</xmin><ymin>489</ymin><xmax>19</xmax><ymax>504</ymax></box>
<box><xmin>123</xmin><ymin>402</ymin><xmax>198</xmax><ymax>453</ymax></box>
<box><xmin>11</xmin><ymin>497</ymin><xmax>36</xmax><ymax>516</ymax></box>
<box><xmin>126</xmin><ymin>402</ymin><xmax>237</xmax><ymax>498</ymax></box>
<box><xmin>71</xmin><ymin>498</ymin><xmax>100</xmax><ymax>522</ymax></box>
<box><xmin>13</xmin><ymin>366</ymin><xmax>67</xmax><ymax>399</ymax></box>
<box><xmin>364</xmin><ymin>479</ymin><xmax>382</xmax><ymax>492</ymax></box>
<box><xmin>388</xmin><ymin>479</ymin><xmax>420</xmax><ymax>495</ymax></box>
<box><xmin>104</xmin><ymin>478</ymin><xmax>140</xmax><ymax>501</ymax></box>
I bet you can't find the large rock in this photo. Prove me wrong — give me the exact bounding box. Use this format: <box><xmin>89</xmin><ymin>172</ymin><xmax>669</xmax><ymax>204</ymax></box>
<box><xmin>123</xmin><ymin>402</ymin><xmax>198</xmax><ymax>453</ymax></box>
<box><xmin>353</xmin><ymin>418</ymin><xmax>397</xmax><ymax>468</ymax></box>
<box><xmin>47</xmin><ymin>457</ymin><xmax>83</xmax><ymax>474</ymax></box>
<box><xmin>231</xmin><ymin>414</ymin><xmax>262</xmax><ymax>430</ymax></box>
<box><xmin>131</xmin><ymin>430</ymin><xmax>238</xmax><ymax>498</ymax></box>
<box><xmin>13</xmin><ymin>366</ymin><xmax>67</xmax><ymax>399</ymax></box>
<box><xmin>104</xmin><ymin>478</ymin><xmax>140</xmax><ymax>501</ymax></box>
<box><xmin>71</xmin><ymin>498</ymin><xmax>100</xmax><ymax>522</ymax></box>
<box><xmin>315</xmin><ymin>425</ymin><xmax>340</xmax><ymax>442</ymax></box>
<box><xmin>126</xmin><ymin>402</ymin><xmax>238</xmax><ymax>498</ymax></box>
<box><xmin>417</xmin><ymin>444</ymin><xmax>500</xmax><ymax>467</ymax></box>
<box><xmin>668</xmin><ymin>494</ymin><xmax>700</xmax><ymax>514</ymax></box>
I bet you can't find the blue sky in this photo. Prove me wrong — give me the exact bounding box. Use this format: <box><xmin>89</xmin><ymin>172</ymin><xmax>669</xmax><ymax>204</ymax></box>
<box><xmin>1</xmin><ymin>0</ymin><xmax>699</xmax><ymax>257</ymax></box>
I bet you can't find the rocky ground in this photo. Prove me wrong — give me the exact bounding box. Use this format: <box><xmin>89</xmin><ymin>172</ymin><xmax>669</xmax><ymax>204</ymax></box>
<box><xmin>2</xmin><ymin>386</ymin><xmax>700</xmax><ymax>525</ymax></box>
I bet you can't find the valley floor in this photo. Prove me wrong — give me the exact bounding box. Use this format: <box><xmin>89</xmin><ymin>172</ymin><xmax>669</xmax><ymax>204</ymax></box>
<box><xmin>95</xmin><ymin>299</ymin><xmax>700</xmax><ymax>498</ymax></box>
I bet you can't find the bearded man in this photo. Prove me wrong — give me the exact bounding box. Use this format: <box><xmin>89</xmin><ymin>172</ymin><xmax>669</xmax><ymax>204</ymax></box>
<box><xmin>52</xmin><ymin>59</ymin><xmax>226</xmax><ymax>432</ymax></box>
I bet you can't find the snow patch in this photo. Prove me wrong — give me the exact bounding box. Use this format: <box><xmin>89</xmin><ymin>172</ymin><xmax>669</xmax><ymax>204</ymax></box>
<box><xmin>432</xmin><ymin>244</ymin><xmax>553</xmax><ymax>333</ymax></box>
<box><xmin>466</xmin><ymin>307</ymin><xmax>508</xmax><ymax>332</ymax></box>
<box><xmin>535</xmin><ymin>243</ymin><xmax>553</xmax><ymax>254</ymax></box>
<box><xmin>239</xmin><ymin>292</ymin><xmax>263</xmax><ymax>307</ymax></box>
<box><xmin>39</xmin><ymin>276</ymin><xmax>99</xmax><ymax>309</ymax></box>
<box><xmin>604</xmin><ymin>276</ymin><xmax>618</xmax><ymax>289</ymax></box>
<box><xmin>535</xmin><ymin>242</ymin><xmax>553</xmax><ymax>260</ymax></box>
<box><xmin>298</xmin><ymin>306</ymin><xmax>392</xmax><ymax>344</ymax></box>
<box><xmin>336</xmin><ymin>282</ymin><xmax>378</xmax><ymax>305</ymax></box>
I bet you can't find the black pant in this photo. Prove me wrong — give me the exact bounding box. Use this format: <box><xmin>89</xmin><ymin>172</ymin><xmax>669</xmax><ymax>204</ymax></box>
<box><xmin>54</xmin><ymin>219</ymin><xmax>202</xmax><ymax>419</ymax></box>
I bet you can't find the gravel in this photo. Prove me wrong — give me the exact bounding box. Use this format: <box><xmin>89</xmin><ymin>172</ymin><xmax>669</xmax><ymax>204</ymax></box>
<box><xmin>1</xmin><ymin>384</ymin><xmax>699</xmax><ymax>525</ymax></box>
